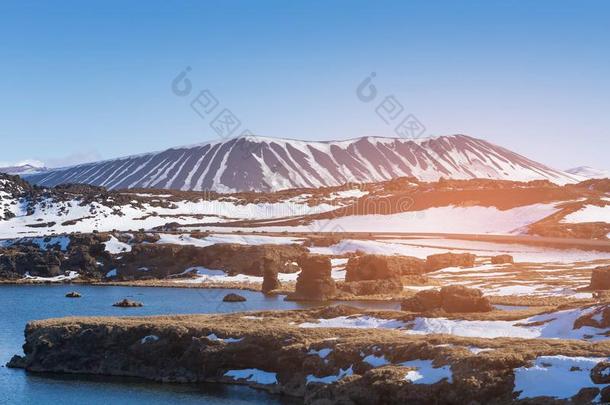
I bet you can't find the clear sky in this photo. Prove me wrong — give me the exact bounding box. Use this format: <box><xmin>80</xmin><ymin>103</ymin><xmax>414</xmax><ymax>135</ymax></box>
<box><xmin>0</xmin><ymin>0</ymin><xmax>608</xmax><ymax>170</ymax></box>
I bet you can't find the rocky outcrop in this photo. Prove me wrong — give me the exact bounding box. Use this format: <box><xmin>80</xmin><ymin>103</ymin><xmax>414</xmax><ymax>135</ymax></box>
<box><xmin>589</xmin><ymin>266</ymin><xmax>610</xmax><ymax>290</ymax></box>
<box><xmin>65</xmin><ymin>291</ymin><xmax>82</xmax><ymax>298</ymax></box>
<box><xmin>303</xmin><ymin>235</ymin><xmax>342</xmax><ymax>248</ymax></box>
<box><xmin>491</xmin><ymin>254</ymin><xmax>514</xmax><ymax>264</ymax></box>
<box><xmin>425</xmin><ymin>253</ymin><xmax>476</xmax><ymax>272</ymax></box>
<box><xmin>343</xmin><ymin>254</ymin><xmax>417</xmax><ymax>295</ymax></box>
<box><xmin>401</xmin><ymin>289</ymin><xmax>442</xmax><ymax>312</ymax></box>
<box><xmin>0</xmin><ymin>233</ymin><xmax>112</xmax><ymax>280</ymax></box>
<box><xmin>8</xmin><ymin>310</ymin><xmax>608</xmax><ymax>404</ymax></box>
<box><xmin>113</xmin><ymin>299</ymin><xmax>143</xmax><ymax>307</ymax></box>
<box><xmin>222</xmin><ymin>293</ymin><xmax>246</xmax><ymax>302</ymax></box>
<box><xmin>401</xmin><ymin>286</ymin><xmax>492</xmax><ymax>313</ymax></box>
<box><xmin>0</xmin><ymin>247</ymin><xmax>62</xmax><ymax>278</ymax></box>
<box><xmin>339</xmin><ymin>279</ymin><xmax>403</xmax><ymax>296</ymax></box>
<box><xmin>113</xmin><ymin>243</ymin><xmax>307</xmax><ymax>280</ymax></box>
<box><xmin>345</xmin><ymin>254</ymin><xmax>422</xmax><ymax>282</ymax></box>
<box><xmin>262</xmin><ymin>263</ymin><xmax>281</xmax><ymax>294</ymax></box>
<box><xmin>288</xmin><ymin>254</ymin><xmax>335</xmax><ymax>301</ymax></box>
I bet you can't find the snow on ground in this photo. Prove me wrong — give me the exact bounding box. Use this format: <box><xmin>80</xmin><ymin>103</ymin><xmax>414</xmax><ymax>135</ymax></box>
<box><xmin>311</xmin><ymin>238</ymin><xmax>610</xmax><ymax>263</ymax></box>
<box><xmin>224</xmin><ymin>369</ymin><xmax>278</xmax><ymax>385</ymax></box>
<box><xmin>171</xmin><ymin>267</ymin><xmax>305</xmax><ymax>284</ymax></box>
<box><xmin>328</xmin><ymin>189</ymin><xmax>369</xmax><ymax>199</ymax></box>
<box><xmin>308</xmin><ymin>348</ymin><xmax>333</xmax><ymax>359</ymax></box>
<box><xmin>401</xmin><ymin>360</ymin><xmax>453</xmax><ymax>384</ymax></box>
<box><xmin>306</xmin><ymin>366</ymin><xmax>354</xmax><ymax>385</ymax></box>
<box><xmin>310</xmin><ymin>239</ymin><xmax>445</xmax><ymax>258</ymax></box>
<box><xmin>299</xmin><ymin>204</ymin><xmax>560</xmax><ymax>234</ymax></box>
<box><xmin>330</xmin><ymin>258</ymin><xmax>348</xmax><ymax>280</ymax></box>
<box><xmin>468</xmin><ymin>346</ymin><xmax>494</xmax><ymax>355</ymax></box>
<box><xmin>408</xmin><ymin>305</ymin><xmax>610</xmax><ymax>340</ymax></box>
<box><xmin>299</xmin><ymin>316</ymin><xmax>407</xmax><ymax>330</ymax></box>
<box><xmin>156</xmin><ymin>233</ymin><xmax>214</xmax><ymax>247</ymax></box>
<box><xmin>405</xmin><ymin>317</ymin><xmax>538</xmax><ymax>339</ymax></box>
<box><xmin>170</xmin><ymin>261</ymin><xmax>348</xmax><ymax>285</ymax></box>
<box><xmin>22</xmin><ymin>271</ymin><xmax>79</xmax><ymax>282</ymax></box>
<box><xmin>363</xmin><ymin>354</ymin><xmax>390</xmax><ymax>367</ymax></box>
<box><xmin>0</xmin><ymin>235</ymin><xmax>72</xmax><ymax>251</ymax></box>
<box><xmin>562</xmin><ymin>204</ymin><xmax>610</xmax><ymax>224</ymax></box>
<box><xmin>427</xmin><ymin>262</ymin><xmax>596</xmax><ymax>298</ymax></box>
<box><xmin>140</xmin><ymin>335</ymin><xmax>160</xmax><ymax>344</ymax></box>
<box><xmin>298</xmin><ymin>305</ymin><xmax>610</xmax><ymax>341</ymax></box>
<box><xmin>156</xmin><ymin>233</ymin><xmax>304</xmax><ymax>248</ymax></box>
<box><xmin>0</xmin><ymin>196</ymin><xmax>339</xmax><ymax>239</ymax></box>
<box><xmin>514</xmin><ymin>356</ymin><xmax>608</xmax><ymax>400</ymax></box>
<box><xmin>206</xmin><ymin>333</ymin><xmax>243</xmax><ymax>343</ymax></box>
<box><xmin>103</xmin><ymin>236</ymin><xmax>132</xmax><ymax>254</ymax></box>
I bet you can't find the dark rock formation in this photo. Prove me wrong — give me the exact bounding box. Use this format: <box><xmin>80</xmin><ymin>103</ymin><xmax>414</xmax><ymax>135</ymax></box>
<box><xmin>440</xmin><ymin>285</ymin><xmax>493</xmax><ymax>313</ymax></box>
<box><xmin>65</xmin><ymin>291</ymin><xmax>82</xmax><ymax>298</ymax></box>
<box><xmin>339</xmin><ymin>279</ymin><xmax>403</xmax><ymax>296</ymax></box>
<box><xmin>262</xmin><ymin>262</ymin><xmax>281</xmax><ymax>295</ymax></box>
<box><xmin>343</xmin><ymin>254</ymin><xmax>414</xmax><ymax>295</ymax></box>
<box><xmin>491</xmin><ymin>254</ymin><xmax>514</xmax><ymax>264</ymax></box>
<box><xmin>113</xmin><ymin>243</ymin><xmax>307</xmax><ymax>280</ymax></box>
<box><xmin>401</xmin><ymin>289</ymin><xmax>442</xmax><ymax>312</ymax></box>
<box><xmin>7</xmin><ymin>309</ymin><xmax>602</xmax><ymax>404</ymax></box>
<box><xmin>401</xmin><ymin>286</ymin><xmax>492</xmax><ymax>313</ymax></box>
<box><xmin>590</xmin><ymin>266</ymin><xmax>610</xmax><ymax>290</ymax></box>
<box><xmin>222</xmin><ymin>293</ymin><xmax>247</xmax><ymax>302</ymax></box>
<box><xmin>113</xmin><ymin>299</ymin><xmax>143</xmax><ymax>307</ymax></box>
<box><xmin>288</xmin><ymin>254</ymin><xmax>335</xmax><ymax>301</ymax></box>
<box><xmin>0</xmin><ymin>233</ymin><xmax>112</xmax><ymax>280</ymax></box>
<box><xmin>303</xmin><ymin>235</ymin><xmax>342</xmax><ymax>248</ymax></box>
<box><xmin>345</xmin><ymin>255</ymin><xmax>416</xmax><ymax>282</ymax></box>
<box><xmin>425</xmin><ymin>253</ymin><xmax>476</xmax><ymax>272</ymax></box>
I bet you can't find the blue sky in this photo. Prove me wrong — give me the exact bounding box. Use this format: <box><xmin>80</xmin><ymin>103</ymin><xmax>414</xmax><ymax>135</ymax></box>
<box><xmin>0</xmin><ymin>0</ymin><xmax>608</xmax><ymax>170</ymax></box>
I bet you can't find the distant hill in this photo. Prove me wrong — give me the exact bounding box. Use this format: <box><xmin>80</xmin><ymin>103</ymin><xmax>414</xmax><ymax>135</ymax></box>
<box><xmin>566</xmin><ymin>166</ymin><xmax>610</xmax><ymax>179</ymax></box>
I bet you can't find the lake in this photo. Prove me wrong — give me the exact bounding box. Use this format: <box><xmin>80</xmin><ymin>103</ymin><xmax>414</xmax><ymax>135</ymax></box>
<box><xmin>0</xmin><ymin>284</ymin><xmax>399</xmax><ymax>404</ymax></box>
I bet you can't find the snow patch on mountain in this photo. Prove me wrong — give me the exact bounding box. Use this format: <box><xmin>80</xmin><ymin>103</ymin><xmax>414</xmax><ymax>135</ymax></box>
<box><xmin>566</xmin><ymin>166</ymin><xmax>609</xmax><ymax>179</ymax></box>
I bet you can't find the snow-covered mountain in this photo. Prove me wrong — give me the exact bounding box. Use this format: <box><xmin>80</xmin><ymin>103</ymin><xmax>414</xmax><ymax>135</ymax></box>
<box><xmin>23</xmin><ymin>134</ymin><xmax>581</xmax><ymax>192</ymax></box>
<box><xmin>566</xmin><ymin>166</ymin><xmax>610</xmax><ymax>179</ymax></box>
<box><xmin>0</xmin><ymin>164</ymin><xmax>48</xmax><ymax>176</ymax></box>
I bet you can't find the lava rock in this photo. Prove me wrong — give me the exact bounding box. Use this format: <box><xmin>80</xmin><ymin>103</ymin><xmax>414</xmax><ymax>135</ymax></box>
<box><xmin>441</xmin><ymin>285</ymin><xmax>493</xmax><ymax>313</ymax></box>
<box><xmin>491</xmin><ymin>254</ymin><xmax>514</xmax><ymax>264</ymax></box>
<box><xmin>340</xmin><ymin>279</ymin><xmax>403</xmax><ymax>296</ymax></box>
<box><xmin>113</xmin><ymin>243</ymin><xmax>307</xmax><ymax>280</ymax></box>
<box><xmin>425</xmin><ymin>253</ymin><xmax>476</xmax><ymax>272</ymax></box>
<box><xmin>262</xmin><ymin>262</ymin><xmax>281</xmax><ymax>294</ymax></box>
<box><xmin>589</xmin><ymin>265</ymin><xmax>610</xmax><ymax>290</ymax></box>
<box><xmin>401</xmin><ymin>289</ymin><xmax>442</xmax><ymax>312</ymax></box>
<box><xmin>346</xmin><ymin>255</ymin><xmax>418</xmax><ymax>282</ymax></box>
<box><xmin>223</xmin><ymin>293</ymin><xmax>247</xmax><ymax>302</ymax></box>
<box><xmin>402</xmin><ymin>285</ymin><xmax>492</xmax><ymax>313</ymax></box>
<box><xmin>113</xmin><ymin>299</ymin><xmax>143</xmax><ymax>307</ymax></box>
<box><xmin>288</xmin><ymin>254</ymin><xmax>335</xmax><ymax>301</ymax></box>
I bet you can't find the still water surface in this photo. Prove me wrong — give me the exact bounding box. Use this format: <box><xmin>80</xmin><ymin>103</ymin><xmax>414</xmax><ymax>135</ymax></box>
<box><xmin>0</xmin><ymin>284</ymin><xmax>399</xmax><ymax>404</ymax></box>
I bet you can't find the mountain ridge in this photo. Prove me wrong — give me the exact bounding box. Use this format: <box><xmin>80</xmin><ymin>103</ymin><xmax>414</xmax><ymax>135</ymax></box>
<box><xmin>23</xmin><ymin>134</ymin><xmax>582</xmax><ymax>192</ymax></box>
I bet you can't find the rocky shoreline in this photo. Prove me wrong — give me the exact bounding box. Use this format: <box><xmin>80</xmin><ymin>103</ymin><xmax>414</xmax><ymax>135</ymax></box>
<box><xmin>9</xmin><ymin>306</ymin><xmax>610</xmax><ymax>404</ymax></box>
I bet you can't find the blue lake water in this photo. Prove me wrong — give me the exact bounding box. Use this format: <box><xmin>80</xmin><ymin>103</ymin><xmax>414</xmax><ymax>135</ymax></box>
<box><xmin>0</xmin><ymin>284</ymin><xmax>400</xmax><ymax>404</ymax></box>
